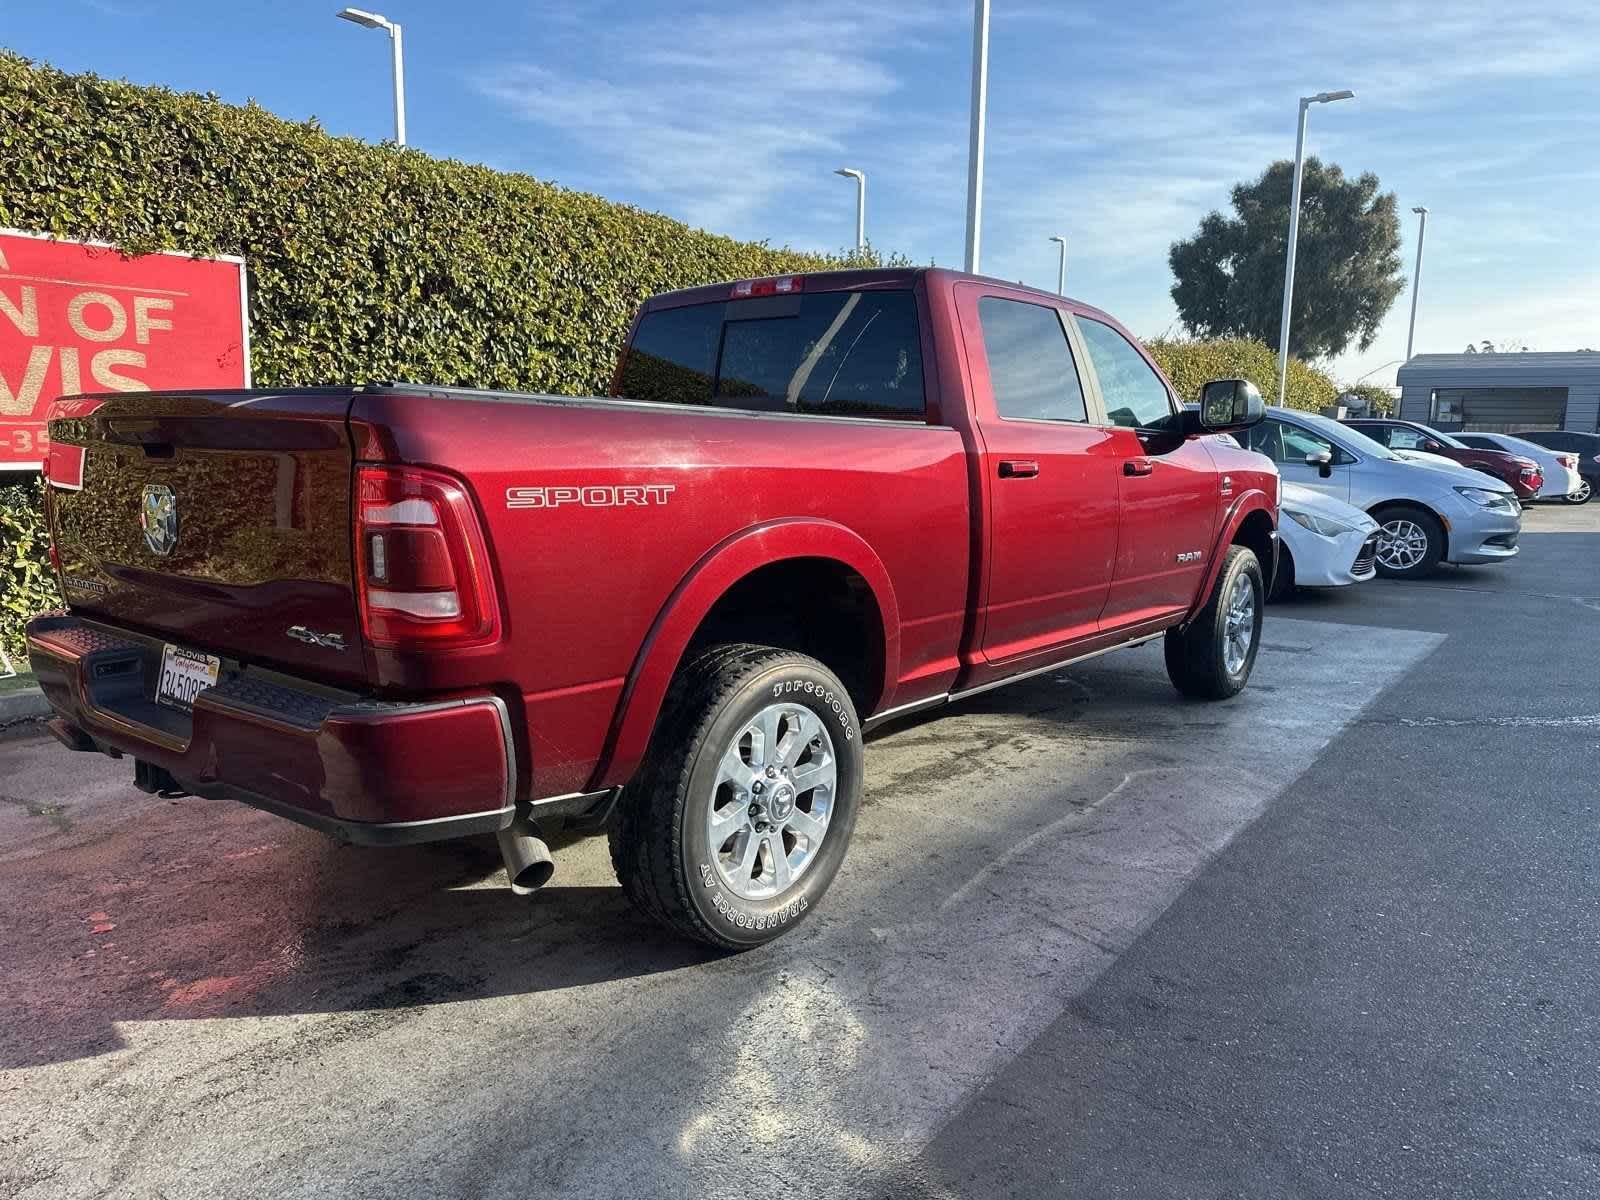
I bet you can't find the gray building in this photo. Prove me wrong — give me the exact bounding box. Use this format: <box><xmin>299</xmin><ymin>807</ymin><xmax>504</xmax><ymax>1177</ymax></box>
<box><xmin>1397</xmin><ymin>352</ymin><xmax>1600</xmax><ymax>433</ymax></box>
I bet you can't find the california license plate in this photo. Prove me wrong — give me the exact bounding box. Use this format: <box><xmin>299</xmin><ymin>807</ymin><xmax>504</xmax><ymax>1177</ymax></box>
<box><xmin>156</xmin><ymin>644</ymin><xmax>220</xmax><ymax>712</ymax></box>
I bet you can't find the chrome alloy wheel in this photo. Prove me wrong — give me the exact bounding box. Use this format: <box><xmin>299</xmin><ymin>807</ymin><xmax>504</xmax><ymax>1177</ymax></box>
<box><xmin>1570</xmin><ymin>477</ymin><xmax>1593</xmax><ymax>503</ymax></box>
<box><xmin>1223</xmin><ymin>571</ymin><xmax>1256</xmax><ymax>676</ymax></box>
<box><xmin>1377</xmin><ymin>518</ymin><xmax>1428</xmax><ymax>572</ymax></box>
<box><xmin>706</xmin><ymin>703</ymin><xmax>836</xmax><ymax>901</ymax></box>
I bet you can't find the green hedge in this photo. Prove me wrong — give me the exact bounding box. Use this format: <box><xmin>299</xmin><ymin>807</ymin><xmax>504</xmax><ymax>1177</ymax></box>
<box><xmin>1147</xmin><ymin>337</ymin><xmax>1338</xmax><ymax>413</ymax></box>
<box><xmin>1</xmin><ymin>478</ymin><xmax>57</xmax><ymax>666</ymax></box>
<box><xmin>0</xmin><ymin>52</ymin><xmax>853</xmax><ymax>395</ymax></box>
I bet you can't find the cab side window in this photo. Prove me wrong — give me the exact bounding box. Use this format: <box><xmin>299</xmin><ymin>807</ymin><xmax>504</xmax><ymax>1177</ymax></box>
<box><xmin>1076</xmin><ymin>317</ymin><xmax>1175</xmax><ymax>430</ymax></box>
<box><xmin>977</xmin><ymin>297</ymin><xmax>1089</xmax><ymax>423</ymax></box>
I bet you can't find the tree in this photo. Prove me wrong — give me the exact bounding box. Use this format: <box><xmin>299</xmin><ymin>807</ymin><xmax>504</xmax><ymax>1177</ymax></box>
<box><xmin>1169</xmin><ymin>158</ymin><xmax>1404</xmax><ymax>360</ymax></box>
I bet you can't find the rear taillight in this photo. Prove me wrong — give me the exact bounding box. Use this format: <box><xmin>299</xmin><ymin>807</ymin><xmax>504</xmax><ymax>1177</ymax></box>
<box><xmin>354</xmin><ymin>465</ymin><xmax>500</xmax><ymax>650</ymax></box>
<box><xmin>731</xmin><ymin>275</ymin><xmax>802</xmax><ymax>298</ymax></box>
<box><xmin>1560</xmin><ymin>453</ymin><xmax>1578</xmax><ymax>470</ymax></box>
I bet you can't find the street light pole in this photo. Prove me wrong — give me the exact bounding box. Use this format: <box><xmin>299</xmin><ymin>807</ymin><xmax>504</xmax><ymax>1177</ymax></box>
<box><xmin>1405</xmin><ymin>206</ymin><xmax>1429</xmax><ymax>360</ymax></box>
<box><xmin>1275</xmin><ymin>89</ymin><xmax>1354</xmax><ymax>404</ymax></box>
<box><xmin>963</xmin><ymin>0</ymin><xmax>990</xmax><ymax>273</ymax></box>
<box><xmin>1049</xmin><ymin>235</ymin><xmax>1067</xmax><ymax>294</ymax></box>
<box><xmin>338</xmin><ymin>8</ymin><xmax>406</xmax><ymax>146</ymax></box>
<box><xmin>834</xmin><ymin>168</ymin><xmax>866</xmax><ymax>254</ymax></box>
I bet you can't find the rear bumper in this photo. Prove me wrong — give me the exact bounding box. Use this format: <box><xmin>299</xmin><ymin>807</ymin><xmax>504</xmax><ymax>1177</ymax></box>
<box><xmin>25</xmin><ymin>614</ymin><xmax>517</xmax><ymax>844</ymax></box>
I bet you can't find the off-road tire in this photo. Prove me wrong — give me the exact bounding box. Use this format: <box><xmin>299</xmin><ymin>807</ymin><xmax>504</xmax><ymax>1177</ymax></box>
<box><xmin>1164</xmin><ymin>545</ymin><xmax>1264</xmax><ymax>700</ymax></box>
<box><xmin>608</xmin><ymin>643</ymin><xmax>863</xmax><ymax>950</ymax></box>
<box><xmin>1371</xmin><ymin>504</ymin><xmax>1445</xmax><ymax>579</ymax></box>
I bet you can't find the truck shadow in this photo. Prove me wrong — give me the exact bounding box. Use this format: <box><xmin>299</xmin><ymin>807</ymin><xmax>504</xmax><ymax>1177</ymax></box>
<box><xmin>0</xmin><ymin>828</ymin><xmax>716</xmax><ymax>1069</ymax></box>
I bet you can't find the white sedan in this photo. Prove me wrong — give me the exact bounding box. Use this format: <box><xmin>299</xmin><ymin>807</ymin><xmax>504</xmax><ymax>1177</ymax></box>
<box><xmin>1271</xmin><ymin>482</ymin><xmax>1382</xmax><ymax>600</ymax></box>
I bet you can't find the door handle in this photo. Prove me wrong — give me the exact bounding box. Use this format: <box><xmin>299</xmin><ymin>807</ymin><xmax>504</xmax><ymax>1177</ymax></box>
<box><xmin>998</xmin><ymin>459</ymin><xmax>1039</xmax><ymax>479</ymax></box>
<box><xmin>1123</xmin><ymin>458</ymin><xmax>1154</xmax><ymax>477</ymax></box>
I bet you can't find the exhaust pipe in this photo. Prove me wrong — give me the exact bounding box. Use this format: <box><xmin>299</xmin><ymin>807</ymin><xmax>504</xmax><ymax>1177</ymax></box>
<box><xmin>496</xmin><ymin>814</ymin><xmax>555</xmax><ymax>895</ymax></box>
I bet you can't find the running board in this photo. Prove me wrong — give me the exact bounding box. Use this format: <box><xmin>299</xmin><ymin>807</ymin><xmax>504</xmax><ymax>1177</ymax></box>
<box><xmin>863</xmin><ymin>631</ymin><xmax>1164</xmax><ymax>732</ymax></box>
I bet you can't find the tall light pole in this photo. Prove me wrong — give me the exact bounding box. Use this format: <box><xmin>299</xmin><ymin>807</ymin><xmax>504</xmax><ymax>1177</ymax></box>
<box><xmin>338</xmin><ymin>8</ymin><xmax>406</xmax><ymax>146</ymax></box>
<box><xmin>1275</xmin><ymin>89</ymin><xmax>1354</xmax><ymax>404</ymax></box>
<box><xmin>1049</xmin><ymin>234</ymin><xmax>1067</xmax><ymax>295</ymax></box>
<box><xmin>963</xmin><ymin>0</ymin><xmax>991</xmax><ymax>273</ymax></box>
<box><xmin>1405</xmin><ymin>206</ymin><xmax>1429</xmax><ymax>360</ymax></box>
<box><xmin>834</xmin><ymin>168</ymin><xmax>866</xmax><ymax>254</ymax></box>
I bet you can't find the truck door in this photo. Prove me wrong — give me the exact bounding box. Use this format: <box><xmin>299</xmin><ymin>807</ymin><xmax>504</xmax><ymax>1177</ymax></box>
<box><xmin>958</xmin><ymin>285</ymin><xmax>1121</xmax><ymax>664</ymax></box>
<box><xmin>1071</xmin><ymin>314</ymin><xmax>1221</xmax><ymax>627</ymax></box>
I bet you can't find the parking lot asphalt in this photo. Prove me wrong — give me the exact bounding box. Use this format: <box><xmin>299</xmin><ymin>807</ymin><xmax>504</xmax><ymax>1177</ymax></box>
<box><xmin>1</xmin><ymin>503</ymin><xmax>1595</xmax><ymax>1200</ymax></box>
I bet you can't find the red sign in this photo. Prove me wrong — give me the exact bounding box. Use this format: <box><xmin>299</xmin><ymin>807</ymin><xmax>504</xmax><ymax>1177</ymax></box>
<box><xmin>0</xmin><ymin>229</ymin><xmax>249</xmax><ymax>471</ymax></box>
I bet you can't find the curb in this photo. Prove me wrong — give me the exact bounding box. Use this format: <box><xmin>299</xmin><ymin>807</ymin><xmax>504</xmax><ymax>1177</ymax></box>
<box><xmin>0</xmin><ymin>685</ymin><xmax>50</xmax><ymax>726</ymax></box>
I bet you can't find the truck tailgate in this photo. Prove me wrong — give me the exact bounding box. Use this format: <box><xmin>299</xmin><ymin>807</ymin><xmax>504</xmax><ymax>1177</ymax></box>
<box><xmin>46</xmin><ymin>389</ymin><xmax>367</xmax><ymax>686</ymax></box>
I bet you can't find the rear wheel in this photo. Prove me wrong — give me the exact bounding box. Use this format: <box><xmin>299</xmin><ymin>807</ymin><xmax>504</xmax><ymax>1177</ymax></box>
<box><xmin>1164</xmin><ymin>545</ymin><xmax>1263</xmax><ymax>700</ymax></box>
<box><xmin>609</xmin><ymin>643</ymin><xmax>863</xmax><ymax>950</ymax></box>
<box><xmin>1563</xmin><ymin>476</ymin><xmax>1593</xmax><ymax>505</ymax></box>
<box><xmin>1372</xmin><ymin>505</ymin><xmax>1444</xmax><ymax>579</ymax></box>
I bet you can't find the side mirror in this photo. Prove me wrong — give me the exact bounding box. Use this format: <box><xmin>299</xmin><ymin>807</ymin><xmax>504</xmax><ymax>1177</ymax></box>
<box><xmin>1306</xmin><ymin>449</ymin><xmax>1334</xmax><ymax>478</ymax></box>
<box><xmin>1199</xmin><ymin>378</ymin><xmax>1265</xmax><ymax>431</ymax></box>
<box><xmin>1422</xmin><ymin>439</ymin><xmax>1443</xmax><ymax>452</ymax></box>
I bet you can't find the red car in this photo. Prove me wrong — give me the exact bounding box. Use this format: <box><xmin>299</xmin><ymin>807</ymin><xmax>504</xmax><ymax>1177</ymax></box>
<box><xmin>28</xmin><ymin>268</ymin><xmax>1278</xmax><ymax>948</ymax></box>
<box><xmin>1343</xmin><ymin>418</ymin><xmax>1543</xmax><ymax>501</ymax></box>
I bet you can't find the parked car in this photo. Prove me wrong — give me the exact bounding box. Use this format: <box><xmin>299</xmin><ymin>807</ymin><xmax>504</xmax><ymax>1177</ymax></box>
<box><xmin>1239</xmin><ymin>406</ymin><xmax>1521</xmax><ymax>579</ymax></box>
<box><xmin>1271</xmin><ymin>482</ymin><xmax>1381</xmax><ymax>600</ymax></box>
<box><xmin>1343</xmin><ymin>418</ymin><xmax>1544</xmax><ymax>501</ymax></box>
<box><xmin>1453</xmin><ymin>431</ymin><xmax>1585</xmax><ymax>502</ymax></box>
<box><xmin>1494</xmin><ymin>429</ymin><xmax>1598</xmax><ymax>505</ymax></box>
<box><xmin>28</xmin><ymin>268</ymin><xmax>1278</xmax><ymax>950</ymax></box>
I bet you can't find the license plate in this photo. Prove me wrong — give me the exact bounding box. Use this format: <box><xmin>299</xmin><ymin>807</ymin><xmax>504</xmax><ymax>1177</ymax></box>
<box><xmin>156</xmin><ymin>644</ymin><xmax>220</xmax><ymax>712</ymax></box>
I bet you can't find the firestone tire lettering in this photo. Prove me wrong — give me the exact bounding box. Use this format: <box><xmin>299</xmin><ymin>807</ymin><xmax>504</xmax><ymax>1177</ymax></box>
<box><xmin>771</xmin><ymin>680</ymin><xmax>856</xmax><ymax>740</ymax></box>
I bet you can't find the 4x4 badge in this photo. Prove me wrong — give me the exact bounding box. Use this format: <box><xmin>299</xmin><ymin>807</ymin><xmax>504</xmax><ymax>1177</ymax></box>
<box><xmin>140</xmin><ymin>484</ymin><xmax>178</xmax><ymax>556</ymax></box>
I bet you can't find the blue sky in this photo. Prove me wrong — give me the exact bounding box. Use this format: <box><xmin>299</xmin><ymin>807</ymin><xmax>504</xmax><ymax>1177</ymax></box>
<box><xmin>10</xmin><ymin>0</ymin><xmax>1599</xmax><ymax>386</ymax></box>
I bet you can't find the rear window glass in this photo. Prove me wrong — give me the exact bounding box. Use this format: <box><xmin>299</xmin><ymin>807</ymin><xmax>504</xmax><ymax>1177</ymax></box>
<box><xmin>618</xmin><ymin>290</ymin><xmax>925</xmax><ymax>419</ymax></box>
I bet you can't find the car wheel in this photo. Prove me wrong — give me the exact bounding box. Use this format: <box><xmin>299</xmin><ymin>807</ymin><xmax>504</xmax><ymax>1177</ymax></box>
<box><xmin>1267</xmin><ymin>542</ymin><xmax>1296</xmax><ymax>603</ymax></box>
<box><xmin>1372</xmin><ymin>505</ymin><xmax>1444</xmax><ymax>579</ymax></box>
<box><xmin>1562</xmin><ymin>476</ymin><xmax>1593</xmax><ymax>505</ymax></box>
<box><xmin>1164</xmin><ymin>545</ymin><xmax>1263</xmax><ymax>700</ymax></box>
<box><xmin>609</xmin><ymin>643</ymin><xmax>862</xmax><ymax>950</ymax></box>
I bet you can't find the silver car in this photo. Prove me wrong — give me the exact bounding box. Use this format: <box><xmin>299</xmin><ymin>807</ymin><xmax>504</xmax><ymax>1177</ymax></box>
<box><xmin>1241</xmin><ymin>407</ymin><xmax>1521</xmax><ymax>579</ymax></box>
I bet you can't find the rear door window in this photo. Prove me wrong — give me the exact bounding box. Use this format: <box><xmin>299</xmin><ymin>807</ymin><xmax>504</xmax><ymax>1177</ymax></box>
<box><xmin>976</xmin><ymin>297</ymin><xmax>1088</xmax><ymax>422</ymax></box>
<box><xmin>618</xmin><ymin>290</ymin><xmax>926</xmax><ymax>419</ymax></box>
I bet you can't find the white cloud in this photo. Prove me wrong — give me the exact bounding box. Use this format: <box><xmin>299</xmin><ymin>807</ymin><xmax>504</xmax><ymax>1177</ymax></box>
<box><xmin>475</xmin><ymin>1</ymin><xmax>955</xmax><ymax>237</ymax></box>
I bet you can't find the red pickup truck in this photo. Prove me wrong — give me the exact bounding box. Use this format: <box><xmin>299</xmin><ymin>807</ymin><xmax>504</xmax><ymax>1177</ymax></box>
<box><xmin>28</xmin><ymin>268</ymin><xmax>1277</xmax><ymax>948</ymax></box>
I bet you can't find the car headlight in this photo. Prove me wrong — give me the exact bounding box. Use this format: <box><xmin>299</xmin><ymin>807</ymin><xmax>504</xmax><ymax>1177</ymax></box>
<box><xmin>1283</xmin><ymin>508</ymin><xmax>1356</xmax><ymax>537</ymax></box>
<box><xmin>1454</xmin><ymin>485</ymin><xmax>1515</xmax><ymax>511</ymax></box>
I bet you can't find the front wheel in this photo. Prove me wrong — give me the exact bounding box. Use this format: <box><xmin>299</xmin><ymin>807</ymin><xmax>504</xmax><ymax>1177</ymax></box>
<box><xmin>1164</xmin><ymin>544</ymin><xmax>1264</xmax><ymax>700</ymax></box>
<box><xmin>1563</xmin><ymin>477</ymin><xmax>1593</xmax><ymax>505</ymax></box>
<box><xmin>1372</xmin><ymin>505</ymin><xmax>1444</xmax><ymax>579</ymax></box>
<box><xmin>609</xmin><ymin>643</ymin><xmax>863</xmax><ymax>950</ymax></box>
